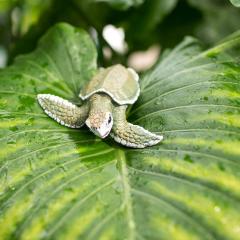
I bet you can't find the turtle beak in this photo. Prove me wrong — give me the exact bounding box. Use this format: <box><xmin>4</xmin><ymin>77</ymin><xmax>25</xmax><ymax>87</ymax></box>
<box><xmin>85</xmin><ymin>119</ymin><xmax>111</xmax><ymax>139</ymax></box>
<box><xmin>96</xmin><ymin>128</ymin><xmax>111</xmax><ymax>139</ymax></box>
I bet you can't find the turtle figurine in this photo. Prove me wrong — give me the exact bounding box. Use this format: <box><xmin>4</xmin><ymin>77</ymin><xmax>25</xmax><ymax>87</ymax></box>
<box><xmin>37</xmin><ymin>64</ymin><xmax>163</xmax><ymax>148</ymax></box>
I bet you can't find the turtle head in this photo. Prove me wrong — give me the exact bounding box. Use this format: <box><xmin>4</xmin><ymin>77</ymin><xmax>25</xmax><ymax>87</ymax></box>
<box><xmin>86</xmin><ymin>111</ymin><xmax>113</xmax><ymax>139</ymax></box>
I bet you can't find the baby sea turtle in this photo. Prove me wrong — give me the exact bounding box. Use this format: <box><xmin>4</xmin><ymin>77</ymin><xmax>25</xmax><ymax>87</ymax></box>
<box><xmin>37</xmin><ymin>64</ymin><xmax>163</xmax><ymax>148</ymax></box>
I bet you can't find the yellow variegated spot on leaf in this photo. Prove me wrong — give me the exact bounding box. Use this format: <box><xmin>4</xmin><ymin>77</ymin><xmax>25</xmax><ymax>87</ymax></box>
<box><xmin>211</xmin><ymin>89</ymin><xmax>240</xmax><ymax>99</ymax></box>
<box><xmin>0</xmin><ymin>119</ymin><xmax>30</xmax><ymax>129</ymax></box>
<box><xmin>20</xmin><ymin>181</ymin><xmax>93</xmax><ymax>240</ymax></box>
<box><xmin>0</xmin><ymin>196</ymin><xmax>34</xmax><ymax>239</ymax></box>
<box><xmin>166</xmin><ymin>137</ymin><xmax>240</xmax><ymax>156</ymax></box>
<box><xmin>0</xmin><ymin>141</ymin><xmax>25</xmax><ymax>161</ymax></box>
<box><xmin>192</xmin><ymin>111</ymin><xmax>240</xmax><ymax>128</ymax></box>
<box><xmin>98</xmin><ymin>227</ymin><xmax>115</xmax><ymax>240</ymax></box>
<box><xmin>151</xmin><ymin>214</ymin><xmax>200</xmax><ymax>240</ymax></box>
<box><xmin>150</xmin><ymin>181</ymin><xmax>240</xmax><ymax>239</ymax></box>
<box><xmin>208</xmin><ymin>113</ymin><xmax>240</xmax><ymax>128</ymax></box>
<box><xmin>58</xmin><ymin>203</ymin><xmax>103</xmax><ymax>240</ymax></box>
<box><xmin>0</xmin><ymin>141</ymin><xmax>88</xmax><ymax>193</ymax></box>
<box><xmin>140</xmin><ymin>155</ymin><xmax>240</xmax><ymax>196</ymax></box>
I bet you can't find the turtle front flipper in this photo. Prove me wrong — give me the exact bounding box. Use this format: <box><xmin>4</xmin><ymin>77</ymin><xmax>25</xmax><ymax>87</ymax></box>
<box><xmin>111</xmin><ymin>106</ymin><xmax>163</xmax><ymax>148</ymax></box>
<box><xmin>37</xmin><ymin>94</ymin><xmax>89</xmax><ymax>128</ymax></box>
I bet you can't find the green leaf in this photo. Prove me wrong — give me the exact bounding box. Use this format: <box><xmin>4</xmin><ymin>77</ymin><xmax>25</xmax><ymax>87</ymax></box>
<box><xmin>93</xmin><ymin>0</ymin><xmax>145</xmax><ymax>10</ymax></box>
<box><xmin>0</xmin><ymin>23</ymin><xmax>240</xmax><ymax>240</ymax></box>
<box><xmin>0</xmin><ymin>0</ymin><xmax>54</xmax><ymax>35</ymax></box>
<box><xmin>229</xmin><ymin>0</ymin><xmax>240</xmax><ymax>7</ymax></box>
<box><xmin>0</xmin><ymin>0</ymin><xmax>14</xmax><ymax>12</ymax></box>
<box><xmin>17</xmin><ymin>0</ymin><xmax>54</xmax><ymax>35</ymax></box>
<box><xmin>187</xmin><ymin>0</ymin><xmax>240</xmax><ymax>45</ymax></box>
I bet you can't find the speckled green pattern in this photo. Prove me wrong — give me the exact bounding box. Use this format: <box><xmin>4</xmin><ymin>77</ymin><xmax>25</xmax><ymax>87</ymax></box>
<box><xmin>0</xmin><ymin>23</ymin><xmax>240</xmax><ymax>240</ymax></box>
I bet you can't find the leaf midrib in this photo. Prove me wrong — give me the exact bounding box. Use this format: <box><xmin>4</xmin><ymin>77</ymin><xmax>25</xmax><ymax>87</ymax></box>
<box><xmin>117</xmin><ymin>149</ymin><xmax>136</xmax><ymax>240</ymax></box>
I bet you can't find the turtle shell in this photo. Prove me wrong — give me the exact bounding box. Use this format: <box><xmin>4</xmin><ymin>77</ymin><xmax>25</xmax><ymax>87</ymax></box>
<box><xmin>79</xmin><ymin>64</ymin><xmax>140</xmax><ymax>105</ymax></box>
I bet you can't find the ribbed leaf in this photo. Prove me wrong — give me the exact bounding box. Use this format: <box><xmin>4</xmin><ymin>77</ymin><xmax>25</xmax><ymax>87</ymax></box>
<box><xmin>0</xmin><ymin>23</ymin><xmax>240</xmax><ymax>240</ymax></box>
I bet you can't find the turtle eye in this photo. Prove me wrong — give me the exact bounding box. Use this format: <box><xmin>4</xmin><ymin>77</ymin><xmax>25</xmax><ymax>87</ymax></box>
<box><xmin>108</xmin><ymin>115</ymin><xmax>112</xmax><ymax>124</ymax></box>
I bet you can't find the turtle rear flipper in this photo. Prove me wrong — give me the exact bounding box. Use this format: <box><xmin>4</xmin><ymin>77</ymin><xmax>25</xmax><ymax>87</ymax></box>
<box><xmin>111</xmin><ymin>106</ymin><xmax>163</xmax><ymax>148</ymax></box>
<box><xmin>37</xmin><ymin>94</ymin><xmax>89</xmax><ymax>128</ymax></box>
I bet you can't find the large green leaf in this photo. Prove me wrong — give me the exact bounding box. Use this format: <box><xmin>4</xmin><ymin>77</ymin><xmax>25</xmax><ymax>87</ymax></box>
<box><xmin>0</xmin><ymin>23</ymin><xmax>240</xmax><ymax>240</ymax></box>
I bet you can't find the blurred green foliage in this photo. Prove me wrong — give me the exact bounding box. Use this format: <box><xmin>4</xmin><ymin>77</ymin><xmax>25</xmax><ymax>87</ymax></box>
<box><xmin>0</xmin><ymin>0</ymin><xmax>240</xmax><ymax>65</ymax></box>
<box><xmin>230</xmin><ymin>0</ymin><xmax>240</xmax><ymax>7</ymax></box>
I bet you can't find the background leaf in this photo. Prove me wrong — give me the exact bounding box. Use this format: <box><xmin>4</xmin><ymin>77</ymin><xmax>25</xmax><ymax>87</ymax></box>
<box><xmin>229</xmin><ymin>0</ymin><xmax>240</xmax><ymax>7</ymax></box>
<box><xmin>187</xmin><ymin>0</ymin><xmax>240</xmax><ymax>45</ymax></box>
<box><xmin>92</xmin><ymin>0</ymin><xmax>145</xmax><ymax>10</ymax></box>
<box><xmin>0</xmin><ymin>23</ymin><xmax>240</xmax><ymax>240</ymax></box>
<box><xmin>2</xmin><ymin>0</ymin><xmax>240</xmax><ymax>68</ymax></box>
